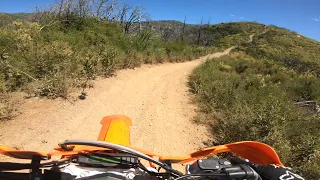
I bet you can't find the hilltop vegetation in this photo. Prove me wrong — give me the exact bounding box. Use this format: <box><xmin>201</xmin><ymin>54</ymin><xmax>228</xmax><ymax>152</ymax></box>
<box><xmin>1</xmin><ymin>12</ymin><xmax>266</xmax><ymax>47</ymax></box>
<box><xmin>240</xmin><ymin>26</ymin><xmax>320</xmax><ymax>77</ymax></box>
<box><xmin>147</xmin><ymin>21</ymin><xmax>266</xmax><ymax>47</ymax></box>
<box><xmin>190</xmin><ymin>23</ymin><xmax>320</xmax><ymax>178</ymax></box>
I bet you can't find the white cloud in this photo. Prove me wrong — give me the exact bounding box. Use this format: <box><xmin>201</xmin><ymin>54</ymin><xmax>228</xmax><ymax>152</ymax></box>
<box><xmin>230</xmin><ymin>14</ymin><xmax>235</xmax><ymax>17</ymax></box>
<box><xmin>312</xmin><ymin>18</ymin><xmax>319</xmax><ymax>22</ymax></box>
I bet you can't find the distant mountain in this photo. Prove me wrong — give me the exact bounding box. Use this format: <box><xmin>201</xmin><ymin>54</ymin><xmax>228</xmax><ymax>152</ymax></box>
<box><xmin>142</xmin><ymin>21</ymin><xmax>266</xmax><ymax>46</ymax></box>
<box><xmin>1</xmin><ymin>12</ymin><xmax>318</xmax><ymax>47</ymax></box>
<box><xmin>0</xmin><ymin>12</ymin><xmax>36</xmax><ymax>26</ymax></box>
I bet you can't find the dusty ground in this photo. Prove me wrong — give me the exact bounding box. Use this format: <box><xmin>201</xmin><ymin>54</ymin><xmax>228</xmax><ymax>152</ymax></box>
<box><xmin>0</xmin><ymin>47</ymin><xmax>233</xmax><ymax>162</ymax></box>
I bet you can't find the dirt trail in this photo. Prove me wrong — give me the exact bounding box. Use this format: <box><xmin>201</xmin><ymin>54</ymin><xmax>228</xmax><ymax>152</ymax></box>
<box><xmin>0</xmin><ymin>47</ymin><xmax>234</xmax><ymax>161</ymax></box>
<box><xmin>248</xmin><ymin>34</ymin><xmax>255</xmax><ymax>42</ymax></box>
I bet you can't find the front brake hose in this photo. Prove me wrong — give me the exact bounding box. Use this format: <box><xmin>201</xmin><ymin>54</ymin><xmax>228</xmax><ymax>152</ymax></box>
<box><xmin>59</xmin><ymin>140</ymin><xmax>184</xmax><ymax>176</ymax></box>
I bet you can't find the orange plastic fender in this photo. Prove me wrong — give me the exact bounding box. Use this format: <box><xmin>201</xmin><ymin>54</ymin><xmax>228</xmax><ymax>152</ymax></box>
<box><xmin>97</xmin><ymin>115</ymin><xmax>132</xmax><ymax>146</ymax></box>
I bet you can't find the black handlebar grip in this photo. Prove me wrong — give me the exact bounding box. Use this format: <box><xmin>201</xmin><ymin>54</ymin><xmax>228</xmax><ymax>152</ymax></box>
<box><xmin>230</xmin><ymin>158</ymin><xmax>260</xmax><ymax>170</ymax></box>
<box><xmin>224</xmin><ymin>164</ymin><xmax>259</xmax><ymax>180</ymax></box>
<box><xmin>0</xmin><ymin>162</ymin><xmax>35</xmax><ymax>171</ymax></box>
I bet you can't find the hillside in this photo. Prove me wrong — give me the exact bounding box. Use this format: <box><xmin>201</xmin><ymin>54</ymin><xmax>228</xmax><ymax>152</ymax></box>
<box><xmin>240</xmin><ymin>26</ymin><xmax>320</xmax><ymax>77</ymax></box>
<box><xmin>0</xmin><ymin>12</ymin><xmax>35</xmax><ymax>27</ymax></box>
<box><xmin>190</xmin><ymin>23</ymin><xmax>320</xmax><ymax>179</ymax></box>
<box><xmin>0</xmin><ymin>13</ymin><xmax>268</xmax><ymax>46</ymax></box>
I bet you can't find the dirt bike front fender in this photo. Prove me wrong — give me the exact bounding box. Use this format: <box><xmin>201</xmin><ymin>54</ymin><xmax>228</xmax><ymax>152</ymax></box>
<box><xmin>97</xmin><ymin>115</ymin><xmax>132</xmax><ymax>146</ymax></box>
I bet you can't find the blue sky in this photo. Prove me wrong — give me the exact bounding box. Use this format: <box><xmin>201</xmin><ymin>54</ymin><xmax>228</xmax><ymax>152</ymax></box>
<box><xmin>1</xmin><ymin>0</ymin><xmax>319</xmax><ymax>41</ymax></box>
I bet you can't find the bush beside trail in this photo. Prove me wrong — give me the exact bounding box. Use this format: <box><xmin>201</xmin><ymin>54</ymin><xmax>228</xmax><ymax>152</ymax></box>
<box><xmin>190</xmin><ymin>24</ymin><xmax>320</xmax><ymax>178</ymax></box>
<box><xmin>190</xmin><ymin>53</ymin><xmax>320</xmax><ymax>179</ymax></box>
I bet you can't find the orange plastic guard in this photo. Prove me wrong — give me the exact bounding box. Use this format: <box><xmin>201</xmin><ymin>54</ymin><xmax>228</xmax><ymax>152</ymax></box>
<box><xmin>97</xmin><ymin>115</ymin><xmax>132</xmax><ymax>146</ymax></box>
<box><xmin>0</xmin><ymin>145</ymin><xmax>49</xmax><ymax>159</ymax></box>
<box><xmin>168</xmin><ymin>141</ymin><xmax>283</xmax><ymax>166</ymax></box>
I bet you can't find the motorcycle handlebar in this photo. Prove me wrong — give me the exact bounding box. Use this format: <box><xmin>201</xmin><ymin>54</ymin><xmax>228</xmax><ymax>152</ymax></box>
<box><xmin>0</xmin><ymin>172</ymin><xmax>29</xmax><ymax>180</ymax></box>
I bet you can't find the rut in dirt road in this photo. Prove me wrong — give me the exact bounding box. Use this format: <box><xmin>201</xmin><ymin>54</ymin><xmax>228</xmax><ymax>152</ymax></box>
<box><xmin>0</xmin><ymin>47</ymin><xmax>234</xmax><ymax>160</ymax></box>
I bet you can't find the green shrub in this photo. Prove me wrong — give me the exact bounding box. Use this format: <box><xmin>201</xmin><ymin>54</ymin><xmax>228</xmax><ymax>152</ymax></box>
<box><xmin>0</xmin><ymin>93</ymin><xmax>18</xmax><ymax>120</ymax></box>
<box><xmin>99</xmin><ymin>47</ymin><xmax>118</xmax><ymax>76</ymax></box>
<box><xmin>218</xmin><ymin>62</ymin><xmax>232</xmax><ymax>72</ymax></box>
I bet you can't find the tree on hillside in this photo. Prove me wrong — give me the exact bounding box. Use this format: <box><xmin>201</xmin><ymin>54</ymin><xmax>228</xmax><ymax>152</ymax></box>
<box><xmin>203</xmin><ymin>17</ymin><xmax>211</xmax><ymax>46</ymax></box>
<box><xmin>118</xmin><ymin>3</ymin><xmax>150</xmax><ymax>34</ymax></box>
<box><xmin>197</xmin><ymin>17</ymin><xmax>203</xmax><ymax>45</ymax></box>
<box><xmin>94</xmin><ymin>0</ymin><xmax>109</xmax><ymax>18</ymax></box>
<box><xmin>76</xmin><ymin>0</ymin><xmax>92</xmax><ymax>17</ymax></box>
<box><xmin>181</xmin><ymin>15</ymin><xmax>186</xmax><ymax>41</ymax></box>
<box><xmin>33</xmin><ymin>0</ymin><xmax>150</xmax><ymax>33</ymax></box>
